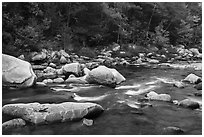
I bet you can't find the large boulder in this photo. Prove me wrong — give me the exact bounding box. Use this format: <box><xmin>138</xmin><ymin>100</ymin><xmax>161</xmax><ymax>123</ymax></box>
<box><xmin>2</xmin><ymin>102</ymin><xmax>104</xmax><ymax>125</ymax></box>
<box><xmin>85</xmin><ymin>66</ymin><xmax>125</xmax><ymax>87</ymax></box>
<box><xmin>85</xmin><ymin>66</ymin><xmax>116</xmax><ymax>87</ymax></box>
<box><xmin>62</xmin><ymin>62</ymin><xmax>82</xmax><ymax>76</ymax></box>
<box><xmin>183</xmin><ymin>73</ymin><xmax>202</xmax><ymax>84</ymax></box>
<box><xmin>2</xmin><ymin>54</ymin><xmax>37</xmax><ymax>87</ymax></box>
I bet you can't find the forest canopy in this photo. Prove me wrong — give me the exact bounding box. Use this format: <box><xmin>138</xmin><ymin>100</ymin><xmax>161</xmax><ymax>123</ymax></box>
<box><xmin>2</xmin><ymin>2</ymin><xmax>202</xmax><ymax>56</ymax></box>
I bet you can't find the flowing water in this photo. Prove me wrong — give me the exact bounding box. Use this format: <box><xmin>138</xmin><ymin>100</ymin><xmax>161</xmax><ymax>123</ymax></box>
<box><xmin>2</xmin><ymin>65</ymin><xmax>202</xmax><ymax>135</ymax></box>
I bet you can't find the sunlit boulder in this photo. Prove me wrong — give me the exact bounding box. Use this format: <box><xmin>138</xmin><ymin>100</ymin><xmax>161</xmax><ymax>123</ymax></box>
<box><xmin>2</xmin><ymin>102</ymin><xmax>104</xmax><ymax>125</ymax></box>
<box><xmin>2</xmin><ymin>54</ymin><xmax>37</xmax><ymax>88</ymax></box>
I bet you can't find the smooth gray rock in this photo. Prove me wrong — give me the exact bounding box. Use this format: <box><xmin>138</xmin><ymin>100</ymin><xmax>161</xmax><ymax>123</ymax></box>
<box><xmin>59</xmin><ymin>50</ymin><xmax>70</xmax><ymax>58</ymax></box>
<box><xmin>2</xmin><ymin>118</ymin><xmax>26</xmax><ymax>130</ymax></box>
<box><xmin>53</xmin><ymin>78</ymin><xmax>64</xmax><ymax>83</ymax></box>
<box><xmin>85</xmin><ymin>66</ymin><xmax>126</xmax><ymax>87</ymax></box>
<box><xmin>31</xmin><ymin>51</ymin><xmax>47</xmax><ymax>61</ymax></box>
<box><xmin>2</xmin><ymin>54</ymin><xmax>37</xmax><ymax>88</ymax></box>
<box><xmin>60</xmin><ymin>56</ymin><xmax>67</xmax><ymax>64</ymax></box>
<box><xmin>178</xmin><ymin>99</ymin><xmax>200</xmax><ymax>109</ymax></box>
<box><xmin>85</xmin><ymin>66</ymin><xmax>117</xmax><ymax>87</ymax></box>
<box><xmin>32</xmin><ymin>65</ymin><xmax>47</xmax><ymax>70</ymax></box>
<box><xmin>2</xmin><ymin>102</ymin><xmax>104</xmax><ymax>125</ymax></box>
<box><xmin>82</xmin><ymin>118</ymin><xmax>93</xmax><ymax>126</ymax></box>
<box><xmin>173</xmin><ymin>82</ymin><xmax>185</xmax><ymax>88</ymax></box>
<box><xmin>44</xmin><ymin>66</ymin><xmax>56</xmax><ymax>74</ymax></box>
<box><xmin>49</xmin><ymin>63</ymin><xmax>57</xmax><ymax>68</ymax></box>
<box><xmin>183</xmin><ymin>73</ymin><xmax>201</xmax><ymax>84</ymax></box>
<box><xmin>62</xmin><ymin>62</ymin><xmax>82</xmax><ymax>76</ymax></box>
<box><xmin>163</xmin><ymin>126</ymin><xmax>184</xmax><ymax>135</ymax></box>
<box><xmin>18</xmin><ymin>54</ymin><xmax>25</xmax><ymax>60</ymax></box>
<box><xmin>146</xmin><ymin>91</ymin><xmax>172</xmax><ymax>102</ymax></box>
<box><xmin>42</xmin><ymin>79</ymin><xmax>53</xmax><ymax>84</ymax></box>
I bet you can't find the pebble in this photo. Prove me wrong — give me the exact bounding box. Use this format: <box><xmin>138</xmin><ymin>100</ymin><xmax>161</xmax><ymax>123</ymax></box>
<box><xmin>49</xmin><ymin>63</ymin><xmax>57</xmax><ymax>68</ymax></box>
<box><xmin>82</xmin><ymin>118</ymin><xmax>93</xmax><ymax>126</ymax></box>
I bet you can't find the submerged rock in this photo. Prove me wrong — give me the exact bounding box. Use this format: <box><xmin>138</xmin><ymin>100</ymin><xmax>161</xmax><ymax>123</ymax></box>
<box><xmin>194</xmin><ymin>91</ymin><xmax>202</xmax><ymax>97</ymax></box>
<box><xmin>72</xmin><ymin>93</ymin><xmax>108</xmax><ymax>102</ymax></box>
<box><xmin>162</xmin><ymin>126</ymin><xmax>184</xmax><ymax>135</ymax></box>
<box><xmin>2</xmin><ymin>118</ymin><xmax>26</xmax><ymax>130</ymax></box>
<box><xmin>146</xmin><ymin>91</ymin><xmax>171</xmax><ymax>102</ymax></box>
<box><xmin>147</xmin><ymin>58</ymin><xmax>160</xmax><ymax>64</ymax></box>
<box><xmin>183</xmin><ymin>73</ymin><xmax>202</xmax><ymax>84</ymax></box>
<box><xmin>194</xmin><ymin>82</ymin><xmax>202</xmax><ymax>90</ymax></box>
<box><xmin>82</xmin><ymin>118</ymin><xmax>93</xmax><ymax>126</ymax></box>
<box><xmin>36</xmin><ymin>82</ymin><xmax>47</xmax><ymax>87</ymax></box>
<box><xmin>2</xmin><ymin>54</ymin><xmax>37</xmax><ymax>88</ymax></box>
<box><xmin>65</xmin><ymin>76</ymin><xmax>88</xmax><ymax>84</ymax></box>
<box><xmin>178</xmin><ymin>99</ymin><xmax>200</xmax><ymax>109</ymax></box>
<box><xmin>2</xmin><ymin>102</ymin><xmax>104</xmax><ymax>125</ymax></box>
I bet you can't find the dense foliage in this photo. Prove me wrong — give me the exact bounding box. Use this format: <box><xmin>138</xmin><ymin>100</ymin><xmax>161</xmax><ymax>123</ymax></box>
<box><xmin>2</xmin><ymin>2</ymin><xmax>202</xmax><ymax>56</ymax></box>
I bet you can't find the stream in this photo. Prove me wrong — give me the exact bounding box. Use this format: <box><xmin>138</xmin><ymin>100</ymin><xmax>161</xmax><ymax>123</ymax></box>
<box><xmin>2</xmin><ymin>65</ymin><xmax>202</xmax><ymax>135</ymax></box>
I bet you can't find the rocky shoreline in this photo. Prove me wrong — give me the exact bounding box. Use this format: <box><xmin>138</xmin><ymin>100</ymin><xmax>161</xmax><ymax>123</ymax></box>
<box><xmin>2</xmin><ymin>46</ymin><xmax>202</xmax><ymax>134</ymax></box>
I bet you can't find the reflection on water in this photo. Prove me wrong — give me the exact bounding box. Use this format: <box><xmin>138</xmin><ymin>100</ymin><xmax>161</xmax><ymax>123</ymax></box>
<box><xmin>2</xmin><ymin>66</ymin><xmax>202</xmax><ymax>135</ymax></box>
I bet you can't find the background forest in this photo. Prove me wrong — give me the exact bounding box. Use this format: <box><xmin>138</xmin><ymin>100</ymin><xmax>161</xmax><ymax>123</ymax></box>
<box><xmin>2</xmin><ymin>2</ymin><xmax>202</xmax><ymax>57</ymax></box>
